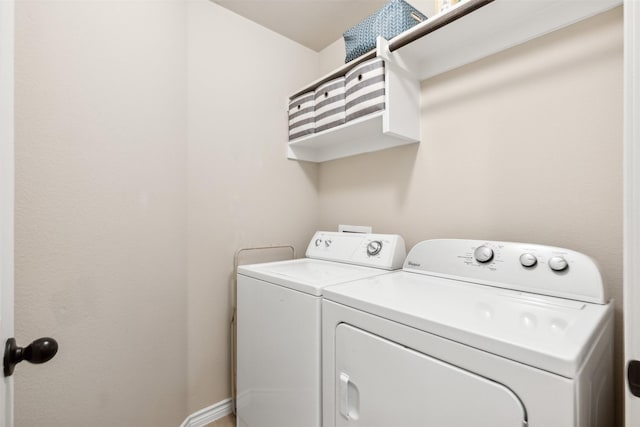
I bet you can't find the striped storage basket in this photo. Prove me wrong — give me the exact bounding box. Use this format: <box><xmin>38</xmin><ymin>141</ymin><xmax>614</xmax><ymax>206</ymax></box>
<box><xmin>314</xmin><ymin>77</ymin><xmax>346</xmax><ymax>133</ymax></box>
<box><xmin>288</xmin><ymin>92</ymin><xmax>315</xmax><ymax>141</ymax></box>
<box><xmin>345</xmin><ymin>58</ymin><xmax>386</xmax><ymax>123</ymax></box>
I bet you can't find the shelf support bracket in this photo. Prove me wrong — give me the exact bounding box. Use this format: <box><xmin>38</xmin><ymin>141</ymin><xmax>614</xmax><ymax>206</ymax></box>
<box><xmin>375</xmin><ymin>36</ymin><xmax>417</xmax><ymax>80</ymax></box>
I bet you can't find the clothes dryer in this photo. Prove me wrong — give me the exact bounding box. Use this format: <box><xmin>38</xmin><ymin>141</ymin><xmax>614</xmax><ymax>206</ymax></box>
<box><xmin>322</xmin><ymin>239</ymin><xmax>613</xmax><ymax>427</ymax></box>
<box><xmin>236</xmin><ymin>231</ymin><xmax>406</xmax><ymax>427</ymax></box>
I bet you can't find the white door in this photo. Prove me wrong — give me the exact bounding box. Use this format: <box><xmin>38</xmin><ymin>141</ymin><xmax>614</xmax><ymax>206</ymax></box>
<box><xmin>334</xmin><ymin>324</ymin><xmax>526</xmax><ymax>427</ymax></box>
<box><xmin>0</xmin><ymin>0</ymin><xmax>15</xmax><ymax>425</ymax></box>
<box><xmin>625</xmin><ymin>0</ymin><xmax>640</xmax><ymax>426</ymax></box>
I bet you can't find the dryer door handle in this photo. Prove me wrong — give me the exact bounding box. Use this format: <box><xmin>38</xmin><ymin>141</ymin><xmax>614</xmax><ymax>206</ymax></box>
<box><xmin>339</xmin><ymin>373</ymin><xmax>350</xmax><ymax>419</ymax></box>
<box><xmin>339</xmin><ymin>372</ymin><xmax>360</xmax><ymax>421</ymax></box>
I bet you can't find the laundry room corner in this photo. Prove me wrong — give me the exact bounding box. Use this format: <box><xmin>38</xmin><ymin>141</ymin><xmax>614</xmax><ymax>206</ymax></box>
<box><xmin>185</xmin><ymin>0</ymin><xmax>322</xmax><ymax>415</ymax></box>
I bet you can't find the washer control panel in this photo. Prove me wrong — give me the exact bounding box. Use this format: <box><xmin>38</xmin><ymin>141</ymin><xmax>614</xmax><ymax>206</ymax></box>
<box><xmin>403</xmin><ymin>239</ymin><xmax>606</xmax><ymax>304</ymax></box>
<box><xmin>306</xmin><ymin>231</ymin><xmax>406</xmax><ymax>270</ymax></box>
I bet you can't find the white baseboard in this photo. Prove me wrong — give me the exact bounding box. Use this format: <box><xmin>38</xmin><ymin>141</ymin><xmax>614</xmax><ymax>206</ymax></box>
<box><xmin>180</xmin><ymin>398</ymin><xmax>233</xmax><ymax>427</ymax></box>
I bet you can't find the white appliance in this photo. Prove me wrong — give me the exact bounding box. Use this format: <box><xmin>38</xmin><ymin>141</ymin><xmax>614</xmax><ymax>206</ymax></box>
<box><xmin>236</xmin><ymin>231</ymin><xmax>406</xmax><ymax>427</ymax></box>
<box><xmin>322</xmin><ymin>239</ymin><xmax>614</xmax><ymax>427</ymax></box>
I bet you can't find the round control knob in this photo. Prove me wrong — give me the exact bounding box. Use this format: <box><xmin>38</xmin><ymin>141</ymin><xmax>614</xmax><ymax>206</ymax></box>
<box><xmin>315</xmin><ymin>239</ymin><xmax>322</xmax><ymax>247</ymax></box>
<box><xmin>324</xmin><ymin>239</ymin><xmax>332</xmax><ymax>248</ymax></box>
<box><xmin>367</xmin><ymin>240</ymin><xmax>382</xmax><ymax>256</ymax></box>
<box><xmin>519</xmin><ymin>253</ymin><xmax>538</xmax><ymax>268</ymax></box>
<box><xmin>474</xmin><ymin>246</ymin><xmax>494</xmax><ymax>263</ymax></box>
<box><xmin>549</xmin><ymin>256</ymin><xmax>568</xmax><ymax>272</ymax></box>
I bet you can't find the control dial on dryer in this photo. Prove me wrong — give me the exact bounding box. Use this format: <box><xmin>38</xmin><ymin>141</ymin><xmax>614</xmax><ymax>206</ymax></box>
<box><xmin>367</xmin><ymin>240</ymin><xmax>383</xmax><ymax>256</ymax></box>
<box><xmin>549</xmin><ymin>256</ymin><xmax>568</xmax><ymax>272</ymax></box>
<box><xmin>519</xmin><ymin>253</ymin><xmax>538</xmax><ymax>268</ymax></box>
<box><xmin>474</xmin><ymin>246</ymin><xmax>494</xmax><ymax>263</ymax></box>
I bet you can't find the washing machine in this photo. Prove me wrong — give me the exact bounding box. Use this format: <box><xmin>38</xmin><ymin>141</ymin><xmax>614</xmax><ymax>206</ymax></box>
<box><xmin>322</xmin><ymin>239</ymin><xmax>614</xmax><ymax>427</ymax></box>
<box><xmin>236</xmin><ymin>231</ymin><xmax>406</xmax><ymax>427</ymax></box>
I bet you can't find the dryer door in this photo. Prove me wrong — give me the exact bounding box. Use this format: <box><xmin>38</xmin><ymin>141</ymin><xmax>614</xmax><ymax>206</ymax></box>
<box><xmin>334</xmin><ymin>324</ymin><xmax>527</xmax><ymax>427</ymax></box>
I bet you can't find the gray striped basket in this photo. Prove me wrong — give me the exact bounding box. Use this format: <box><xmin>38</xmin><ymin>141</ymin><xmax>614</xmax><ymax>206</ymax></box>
<box><xmin>314</xmin><ymin>77</ymin><xmax>346</xmax><ymax>133</ymax></box>
<box><xmin>345</xmin><ymin>58</ymin><xmax>386</xmax><ymax>122</ymax></box>
<box><xmin>288</xmin><ymin>92</ymin><xmax>315</xmax><ymax>141</ymax></box>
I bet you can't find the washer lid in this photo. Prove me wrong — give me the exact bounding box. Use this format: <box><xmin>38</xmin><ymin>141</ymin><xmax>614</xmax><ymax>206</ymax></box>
<box><xmin>323</xmin><ymin>271</ymin><xmax>613</xmax><ymax>378</ymax></box>
<box><xmin>238</xmin><ymin>258</ymin><xmax>393</xmax><ymax>296</ymax></box>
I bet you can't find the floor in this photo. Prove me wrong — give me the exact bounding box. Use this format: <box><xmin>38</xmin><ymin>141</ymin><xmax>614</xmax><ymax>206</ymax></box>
<box><xmin>209</xmin><ymin>414</ymin><xmax>235</xmax><ymax>427</ymax></box>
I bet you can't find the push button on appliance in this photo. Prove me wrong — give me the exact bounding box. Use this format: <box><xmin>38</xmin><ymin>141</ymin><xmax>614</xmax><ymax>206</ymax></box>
<box><xmin>549</xmin><ymin>256</ymin><xmax>568</xmax><ymax>272</ymax></box>
<box><xmin>519</xmin><ymin>253</ymin><xmax>537</xmax><ymax>268</ymax></box>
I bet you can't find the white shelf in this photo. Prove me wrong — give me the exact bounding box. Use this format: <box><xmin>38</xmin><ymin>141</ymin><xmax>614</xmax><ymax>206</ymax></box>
<box><xmin>384</xmin><ymin>0</ymin><xmax>622</xmax><ymax>81</ymax></box>
<box><xmin>287</xmin><ymin>112</ymin><xmax>418</xmax><ymax>163</ymax></box>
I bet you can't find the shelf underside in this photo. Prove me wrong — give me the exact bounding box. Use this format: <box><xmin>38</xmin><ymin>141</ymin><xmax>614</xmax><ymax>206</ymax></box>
<box><xmin>288</xmin><ymin>112</ymin><xmax>418</xmax><ymax>163</ymax></box>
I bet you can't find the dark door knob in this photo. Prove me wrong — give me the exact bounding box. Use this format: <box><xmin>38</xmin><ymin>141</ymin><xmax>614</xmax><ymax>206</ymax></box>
<box><xmin>4</xmin><ymin>337</ymin><xmax>58</xmax><ymax>377</ymax></box>
<box><xmin>629</xmin><ymin>360</ymin><xmax>640</xmax><ymax>397</ymax></box>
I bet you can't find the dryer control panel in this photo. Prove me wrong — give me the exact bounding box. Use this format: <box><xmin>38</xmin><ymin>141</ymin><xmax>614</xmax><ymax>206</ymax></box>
<box><xmin>306</xmin><ymin>231</ymin><xmax>406</xmax><ymax>270</ymax></box>
<box><xmin>403</xmin><ymin>239</ymin><xmax>606</xmax><ymax>304</ymax></box>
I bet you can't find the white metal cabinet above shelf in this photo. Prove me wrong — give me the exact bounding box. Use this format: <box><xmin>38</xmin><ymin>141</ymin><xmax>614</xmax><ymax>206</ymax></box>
<box><xmin>287</xmin><ymin>0</ymin><xmax>622</xmax><ymax>163</ymax></box>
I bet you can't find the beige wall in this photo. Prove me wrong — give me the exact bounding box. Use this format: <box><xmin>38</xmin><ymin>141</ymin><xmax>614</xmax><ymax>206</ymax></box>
<box><xmin>186</xmin><ymin>0</ymin><xmax>320</xmax><ymax>412</ymax></box>
<box><xmin>318</xmin><ymin>38</ymin><xmax>346</xmax><ymax>76</ymax></box>
<box><xmin>318</xmin><ymin>6</ymin><xmax>624</xmax><ymax>425</ymax></box>
<box><xmin>14</xmin><ymin>1</ymin><xmax>189</xmax><ymax>425</ymax></box>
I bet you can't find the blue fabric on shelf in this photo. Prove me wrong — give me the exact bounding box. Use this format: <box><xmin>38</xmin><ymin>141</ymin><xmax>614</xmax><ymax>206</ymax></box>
<box><xmin>343</xmin><ymin>0</ymin><xmax>427</xmax><ymax>63</ymax></box>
